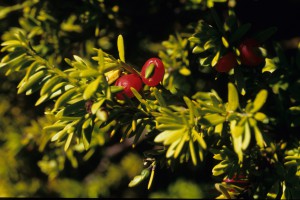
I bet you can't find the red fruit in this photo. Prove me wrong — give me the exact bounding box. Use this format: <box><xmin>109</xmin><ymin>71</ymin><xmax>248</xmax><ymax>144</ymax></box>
<box><xmin>223</xmin><ymin>174</ymin><xmax>248</xmax><ymax>184</ymax></box>
<box><xmin>114</xmin><ymin>74</ymin><xmax>143</xmax><ymax>100</ymax></box>
<box><xmin>215</xmin><ymin>52</ymin><xmax>238</xmax><ymax>73</ymax></box>
<box><xmin>141</xmin><ymin>58</ymin><xmax>165</xmax><ymax>87</ymax></box>
<box><xmin>239</xmin><ymin>38</ymin><xmax>264</xmax><ymax>66</ymax></box>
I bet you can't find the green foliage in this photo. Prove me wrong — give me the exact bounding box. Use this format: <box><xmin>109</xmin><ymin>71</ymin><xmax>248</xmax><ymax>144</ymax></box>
<box><xmin>0</xmin><ymin>0</ymin><xmax>299</xmax><ymax>198</ymax></box>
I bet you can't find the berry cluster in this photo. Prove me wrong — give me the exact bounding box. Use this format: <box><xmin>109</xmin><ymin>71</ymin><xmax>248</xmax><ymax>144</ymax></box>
<box><xmin>114</xmin><ymin>58</ymin><xmax>165</xmax><ymax>100</ymax></box>
<box><xmin>215</xmin><ymin>38</ymin><xmax>264</xmax><ymax>73</ymax></box>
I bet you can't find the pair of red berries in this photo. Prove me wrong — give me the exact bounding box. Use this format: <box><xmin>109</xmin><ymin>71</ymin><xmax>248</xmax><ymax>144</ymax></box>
<box><xmin>215</xmin><ymin>38</ymin><xmax>264</xmax><ymax>73</ymax></box>
<box><xmin>114</xmin><ymin>58</ymin><xmax>165</xmax><ymax>100</ymax></box>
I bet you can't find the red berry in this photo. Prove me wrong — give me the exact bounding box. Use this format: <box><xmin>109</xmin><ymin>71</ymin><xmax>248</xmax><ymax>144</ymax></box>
<box><xmin>215</xmin><ymin>52</ymin><xmax>238</xmax><ymax>73</ymax></box>
<box><xmin>141</xmin><ymin>58</ymin><xmax>165</xmax><ymax>87</ymax></box>
<box><xmin>223</xmin><ymin>174</ymin><xmax>248</xmax><ymax>184</ymax></box>
<box><xmin>114</xmin><ymin>74</ymin><xmax>143</xmax><ymax>100</ymax></box>
<box><xmin>239</xmin><ymin>38</ymin><xmax>264</xmax><ymax>66</ymax></box>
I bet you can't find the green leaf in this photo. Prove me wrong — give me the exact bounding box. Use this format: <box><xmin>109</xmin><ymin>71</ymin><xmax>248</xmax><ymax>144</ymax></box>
<box><xmin>230</xmin><ymin>23</ymin><xmax>251</xmax><ymax>43</ymax></box>
<box><xmin>17</xmin><ymin>70</ymin><xmax>46</xmax><ymax>94</ymax></box>
<box><xmin>227</xmin><ymin>82</ymin><xmax>239</xmax><ymax>111</ymax></box>
<box><xmin>79</xmin><ymin>69</ymin><xmax>100</xmax><ymax>78</ymax></box>
<box><xmin>242</xmin><ymin>121</ymin><xmax>251</xmax><ymax>150</ymax></box>
<box><xmin>83</xmin><ymin>77</ymin><xmax>101</xmax><ymax>100</ymax></box>
<box><xmin>63</xmin><ymin>100</ymin><xmax>86</xmax><ymax>116</ymax></box>
<box><xmin>54</xmin><ymin>87</ymin><xmax>77</xmax><ymax>110</ymax></box>
<box><xmin>262</xmin><ymin>58</ymin><xmax>277</xmax><ymax>73</ymax></box>
<box><xmin>156</xmin><ymin>124</ymin><xmax>184</xmax><ymax>131</ymax></box>
<box><xmin>253</xmin><ymin>124</ymin><xmax>264</xmax><ymax>148</ymax></box>
<box><xmin>200</xmin><ymin>114</ymin><xmax>226</xmax><ymax>126</ymax></box>
<box><xmin>35</xmin><ymin>93</ymin><xmax>50</xmax><ymax>106</ymax></box>
<box><xmin>117</xmin><ymin>34</ymin><xmax>125</xmax><ymax>62</ymax></box>
<box><xmin>193</xmin><ymin>129</ymin><xmax>207</xmax><ymax>149</ymax></box>
<box><xmin>128</xmin><ymin>175</ymin><xmax>143</xmax><ymax>187</ymax></box>
<box><xmin>215</xmin><ymin>183</ymin><xmax>231</xmax><ymax>199</ymax></box>
<box><xmin>82</xmin><ymin>121</ymin><xmax>93</xmax><ymax>150</ymax></box>
<box><xmin>254</xmin><ymin>26</ymin><xmax>278</xmax><ymax>43</ymax></box>
<box><xmin>97</xmin><ymin>48</ymin><xmax>105</xmax><ymax>73</ymax></box>
<box><xmin>40</xmin><ymin>76</ymin><xmax>62</xmax><ymax>96</ymax></box>
<box><xmin>189</xmin><ymin>139</ymin><xmax>197</xmax><ymax>166</ymax></box>
<box><xmin>166</xmin><ymin>139</ymin><xmax>180</xmax><ymax>158</ymax></box>
<box><xmin>128</xmin><ymin>169</ymin><xmax>150</xmax><ymax>187</ymax></box>
<box><xmin>212</xmin><ymin>160</ymin><xmax>228</xmax><ymax>176</ymax></box>
<box><xmin>221</xmin><ymin>36</ymin><xmax>229</xmax><ymax>48</ymax></box>
<box><xmin>91</xmin><ymin>98</ymin><xmax>106</xmax><ymax>114</ymax></box>
<box><xmin>64</xmin><ymin>132</ymin><xmax>74</xmax><ymax>151</ymax></box>
<box><xmin>110</xmin><ymin>85</ymin><xmax>124</xmax><ymax>93</ymax></box>
<box><xmin>254</xmin><ymin>112</ymin><xmax>268</xmax><ymax>123</ymax></box>
<box><xmin>230</xmin><ymin>120</ymin><xmax>244</xmax><ymax>138</ymax></box>
<box><xmin>179</xmin><ymin>67</ymin><xmax>191</xmax><ymax>76</ymax></box>
<box><xmin>154</xmin><ymin>129</ymin><xmax>184</xmax><ymax>144</ymax></box>
<box><xmin>192</xmin><ymin>45</ymin><xmax>205</xmax><ymax>54</ymax></box>
<box><xmin>44</xmin><ymin>124</ymin><xmax>66</xmax><ymax>132</ymax></box>
<box><xmin>250</xmin><ymin>89</ymin><xmax>268</xmax><ymax>113</ymax></box>
<box><xmin>211</xmin><ymin>51</ymin><xmax>220</xmax><ymax>67</ymax></box>
<box><xmin>51</xmin><ymin>129</ymin><xmax>68</xmax><ymax>142</ymax></box>
<box><xmin>183</xmin><ymin>96</ymin><xmax>195</xmax><ymax>123</ymax></box>
<box><xmin>174</xmin><ymin>133</ymin><xmax>187</xmax><ymax>159</ymax></box>
<box><xmin>153</xmin><ymin>87</ymin><xmax>166</xmax><ymax>107</ymax></box>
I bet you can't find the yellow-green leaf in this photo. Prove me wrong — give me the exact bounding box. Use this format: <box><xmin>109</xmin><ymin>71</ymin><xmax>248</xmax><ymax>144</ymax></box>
<box><xmin>211</xmin><ymin>51</ymin><xmax>220</xmax><ymax>67</ymax></box>
<box><xmin>201</xmin><ymin>114</ymin><xmax>226</xmax><ymax>126</ymax></box>
<box><xmin>179</xmin><ymin>67</ymin><xmax>191</xmax><ymax>76</ymax></box>
<box><xmin>83</xmin><ymin>77</ymin><xmax>101</xmax><ymax>100</ymax></box>
<box><xmin>250</xmin><ymin>89</ymin><xmax>268</xmax><ymax>113</ymax></box>
<box><xmin>51</xmin><ymin>129</ymin><xmax>67</xmax><ymax>142</ymax></box>
<box><xmin>166</xmin><ymin>139</ymin><xmax>180</xmax><ymax>158</ymax></box>
<box><xmin>193</xmin><ymin>129</ymin><xmax>207</xmax><ymax>149</ymax></box>
<box><xmin>91</xmin><ymin>98</ymin><xmax>106</xmax><ymax>114</ymax></box>
<box><xmin>79</xmin><ymin>69</ymin><xmax>99</xmax><ymax>78</ymax></box>
<box><xmin>253</xmin><ymin>125</ymin><xmax>264</xmax><ymax>148</ymax></box>
<box><xmin>40</xmin><ymin>76</ymin><xmax>61</xmax><ymax>96</ymax></box>
<box><xmin>64</xmin><ymin>132</ymin><xmax>74</xmax><ymax>151</ymax></box>
<box><xmin>154</xmin><ymin>129</ymin><xmax>183</xmax><ymax>144</ymax></box>
<box><xmin>242</xmin><ymin>121</ymin><xmax>251</xmax><ymax>150</ymax></box>
<box><xmin>189</xmin><ymin>139</ymin><xmax>197</xmax><ymax>166</ymax></box>
<box><xmin>227</xmin><ymin>82</ymin><xmax>239</xmax><ymax>111</ymax></box>
<box><xmin>117</xmin><ymin>34</ymin><xmax>125</xmax><ymax>62</ymax></box>
<box><xmin>254</xmin><ymin>112</ymin><xmax>268</xmax><ymax>123</ymax></box>
<box><xmin>17</xmin><ymin>70</ymin><xmax>46</xmax><ymax>94</ymax></box>
<box><xmin>153</xmin><ymin>87</ymin><xmax>166</xmax><ymax>107</ymax></box>
<box><xmin>54</xmin><ymin>87</ymin><xmax>77</xmax><ymax>110</ymax></box>
<box><xmin>174</xmin><ymin>134</ymin><xmax>187</xmax><ymax>159</ymax></box>
<box><xmin>222</xmin><ymin>36</ymin><xmax>229</xmax><ymax>48</ymax></box>
<box><xmin>128</xmin><ymin>175</ymin><xmax>143</xmax><ymax>187</ymax></box>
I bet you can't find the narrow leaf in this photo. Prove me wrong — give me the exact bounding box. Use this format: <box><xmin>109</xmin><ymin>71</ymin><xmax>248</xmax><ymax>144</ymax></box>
<box><xmin>227</xmin><ymin>82</ymin><xmax>239</xmax><ymax>111</ymax></box>
<box><xmin>230</xmin><ymin>23</ymin><xmax>251</xmax><ymax>43</ymax></box>
<box><xmin>117</xmin><ymin>35</ymin><xmax>125</xmax><ymax>62</ymax></box>
<box><xmin>83</xmin><ymin>77</ymin><xmax>101</xmax><ymax>100</ymax></box>
<box><xmin>250</xmin><ymin>89</ymin><xmax>268</xmax><ymax>113</ymax></box>
<box><xmin>242</xmin><ymin>121</ymin><xmax>251</xmax><ymax>150</ymax></box>
<box><xmin>54</xmin><ymin>87</ymin><xmax>77</xmax><ymax>110</ymax></box>
<box><xmin>253</xmin><ymin>125</ymin><xmax>264</xmax><ymax>148</ymax></box>
<box><xmin>189</xmin><ymin>139</ymin><xmax>197</xmax><ymax>166</ymax></box>
<box><xmin>64</xmin><ymin>132</ymin><xmax>74</xmax><ymax>151</ymax></box>
<box><xmin>17</xmin><ymin>70</ymin><xmax>46</xmax><ymax>94</ymax></box>
<box><xmin>201</xmin><ymin>114</ymin><xmax>226</xmax><ymax>126</ymax></box>
<box><xmin>211</xmin><ymin>51</ymin><xmax>220</xmax><ymax>67</ymax></box>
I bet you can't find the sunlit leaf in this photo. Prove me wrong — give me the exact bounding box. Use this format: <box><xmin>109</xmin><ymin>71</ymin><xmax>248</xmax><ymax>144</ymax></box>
<box><xmin>250</xmin><ymin>89</ymin><xmax>268</xmax><ymax>113</ymax></box>
<box><xmin>83</xmin><ymin>77</ymin><xmax>101</xmax><ymax>100</ymax></box>
<box><xmin>117</xmin><ymin>34</ymin><xmax>125</xmax><ymax>62</ymax></box>
<box><xmin>227</xmin><ymin>82</ymin><xmax>239</xmax><ymax>111</ymax></box>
